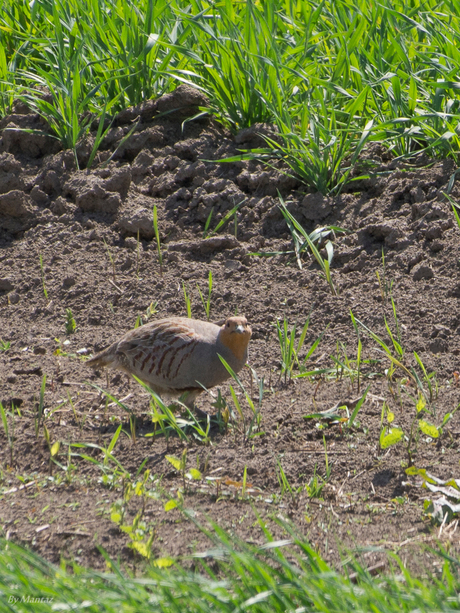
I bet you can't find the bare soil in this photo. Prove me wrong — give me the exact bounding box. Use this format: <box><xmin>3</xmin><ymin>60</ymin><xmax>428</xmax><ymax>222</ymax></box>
<box><xmin>1</xmin><ymin>85</ymin><xmax>460</xmax><ymax>575</ymax></box>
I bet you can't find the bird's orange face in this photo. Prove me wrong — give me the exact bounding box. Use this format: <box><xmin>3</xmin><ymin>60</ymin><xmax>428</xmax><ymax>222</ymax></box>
<box><xmin>220</xmin><ymin>316</ymin><xmax>252</xmax><ymax>362</ymax></box>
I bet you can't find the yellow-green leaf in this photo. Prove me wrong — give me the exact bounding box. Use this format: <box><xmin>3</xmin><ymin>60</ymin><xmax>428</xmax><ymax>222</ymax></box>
<box><xmin>418</xmin><ymin>420</ymin><xmax>439</xmax><ymax>438</ymax></box>
<box><xmin>166</xmin><ymin>455</ymin><xmax>182</xmax><ymax>470</ymax></box>
<box><xmin>153</xmin><ymin>557</ymin><xmax>174</xmax><ymax>568</ymax></box>
<box><xmin>50</xmin><ymin>441</ymin><xmax>60</xmax><ymax>457</ymax></box>
<box><xmin>408</xmin><ymin>76</ymin><xmax>417</xmax><ymax>112</ymax></box>
<box><xmin>445</xmin><ymin>479</ymin><xmax>460</xmax><ymax>490</ymax></box>
<box><xmin>129</xmin><ymin>541</ymin><xmax>150</xmax><ymax>559</ymax></box>
<box><xmin>187</xmin><ymin>468</ymin><xmax>202</xmax><ymax>480</ymax></box>
<box><xmin>166</xmin><ymin>455</ymin><xmax>182</xmax><ymax>471</ymax></box>
<box><xmin>416</xmin><ymin>394</ymin><xmax>426</xmax><ymax>413</ymax></box>
<box><xmin>405</xmin><ymin>466</ymin><xmax>428</xmax><ymax>477</ymax></box>
<box><xmin>387</xmin><ymin>411</ymin><xmax>395</xmax><ymax>423</ymax></box>
<box><xmin>164</xmin><ymin>499</ymin><xmax>177</xmax><ymax>511</ymax></box>
<box><xmin>380</xmin><ymin>427</ymin><xmax>404</xmax><ymax>449</ymax></box>
<box><xmin>110</xmin><ymin>511</ymin><xmax>122</xmax><ymax>524</ymax></box>
<box><xmin>405</xmin><ymin>467</ymin><xmax>439</xmax><ymax>485</ymax></box>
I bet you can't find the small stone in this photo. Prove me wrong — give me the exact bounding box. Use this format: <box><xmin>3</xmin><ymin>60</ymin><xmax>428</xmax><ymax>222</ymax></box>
<box><xmin>199</xmin><ymin>235</ymin><xmax>239</xmax><ymax>255</ymax></box>
<box><xmin>407</xmin><ymin>252</ymin><xmax>423</xmax><ymax>271</ymax></box>
<box><xmin>59</xmin><ymin>214</ymin><xmax>73</xmax><ymax>225</ymax></box>
<box><xmin>12</xmin><ymin>99</ymin><xmax>32</xmax><ymax>114</ymax></box>
<box><xmin>0</xmin><ymin>278</ymin><xmax>14</xmax><ymax>291</ymax></box>
<box><xmin>366</xmin><ymin>221</ymin><xmax>399</xmax><ymax>240</ymax></box>
<box><xmin>124</xmin><ymin>237</ymin><xmax>138</xmax><ymax>251</ymax></box>
<box><xmin>30</xmin><ymin>186</ymin><xmax>49</xmax><ymax>205</ymax></box>
<box><xmin>88</xmin><ymin>229</ymin><xmax>100</xmax><ymax>241</ymax></box>
<box><xmin>117</xmin><ymin>207</ymin><xmax>155</xmax><ymax>240</ymax></box>
<box><xmin>412</xmin><ymin>264</ymin><xmax>434</xmax><ymax>281</ymax></box>
<box><xmin>33</xmin><ymin>346</ymin><xmax>46</xmax><ymax>355</ymax></box>
<box><xmin>62</xmin><ymin>276</ymin><xmax>76</xmax><ymax>288</ymax></box>
<box><xmin>0</xmin><ymin>190</ymin><xmax>35</xmax><ymax>218</ymax></box>
<box><xmin>102</xmin><ymin>167</ymin><xmax>132</xmax><ymax>196</ymax></box>
<box><xmin>76</xmin><ymin>187</ymin><xmax>121</xmax><ymax>213</ymax></box>
<box><xmin>428</xmin><ymin>338</ymin><xmax>448</xmax><ymax>353</ymax></box>
<box><xmin>50</xmin><ymin>196</ymin><xmax>76</xmax><ymax>217</ymax></box>
<box><xmin>410</xmin><ymin>186</ymin><xmax>425</xmax><ymax>203</ymax></box>
<box><xmin>224</xmin><ymin>260</ymin><xmax>242</xmax><ymax>271</ymax></box>
<box><xmin>301</xmin><ymin>193</ymin><xmax>332</xmax><ymax>221</ymax></box>
<box><xmin>425</xmin><ymin>224</ymin><xmax>443</xmax><ymax>241</ymax></box>
<box><xmin>121</xmin><ymin>256</ymin><xmax>133</xmax><ymax>271</ymax></box>
<box><xmin>430</xmin><ymin>239</ymin><xmax>444</xmax><ymax>252</ymax></box>
<box><xmin>431</xmin><ymin>324</ymin><xmax>451</xmax><ymax>339</ymax></box>
<box><xmin>8</xmin><ymin>292</ymin><xmax>19</xmax><ymax>304</ymax></box>
<box><xmin>385</xmin><ymin>229</ymin><xmax>402</xmax><ymax>247</ymax></box>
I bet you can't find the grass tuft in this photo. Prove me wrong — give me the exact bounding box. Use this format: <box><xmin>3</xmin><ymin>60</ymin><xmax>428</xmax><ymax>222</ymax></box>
<box><xmin>1</xmin><ymin>517</ymin><xmax>460</xmax><ymax>612</ymax></box>
<box><xmin>3</xmin><ymin>1</ymin><xmax>460</xmax><ymax>191</ymax></box>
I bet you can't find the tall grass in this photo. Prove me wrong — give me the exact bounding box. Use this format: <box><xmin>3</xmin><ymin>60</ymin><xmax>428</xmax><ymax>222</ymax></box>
<box><xmin>3</xmin><ymin>0</ymin><xmax>460</xmax><ymax>188</ymax></box>
<box><xmin>1</xmin><ymin>520</ymin><xmax>459</xmax><ymax>612</ymax></box>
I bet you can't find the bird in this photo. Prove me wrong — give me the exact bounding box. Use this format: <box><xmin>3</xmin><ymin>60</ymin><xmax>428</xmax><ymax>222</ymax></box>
<box><xmin>86</xmin><ymin>316</ymin><xmax>252</xmax><ymax>407</ymax></box>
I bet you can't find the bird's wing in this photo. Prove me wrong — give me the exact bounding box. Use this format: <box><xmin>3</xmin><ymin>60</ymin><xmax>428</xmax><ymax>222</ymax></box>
<box><xmin>115</xmin><ymin>320</ymin><xmax>200</xmax><ymax>381</ymax></box>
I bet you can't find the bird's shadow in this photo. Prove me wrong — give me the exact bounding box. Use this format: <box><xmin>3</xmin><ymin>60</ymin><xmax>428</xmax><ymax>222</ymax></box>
<box><xmin>94</xmin><ymin>407</ymin><xmax>228</xmax><ymax>443</ymax></box>
<box><xmin>86</xmin><ymin>380</ymin><xmax>231</xmax><ymax>442</ymax></box>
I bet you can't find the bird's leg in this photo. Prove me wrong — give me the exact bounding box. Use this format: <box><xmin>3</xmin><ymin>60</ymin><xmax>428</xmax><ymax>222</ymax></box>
<box><xmin>179</xmin><ymin>391</ymin><xmax>210</xmax><ymax>420</ymax></box>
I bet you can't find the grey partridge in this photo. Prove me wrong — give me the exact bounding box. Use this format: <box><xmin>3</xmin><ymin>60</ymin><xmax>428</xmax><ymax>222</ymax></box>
<box><xmin>87</xmin><ymin>316</ymin><xmax>252</xmax><ymax>406</ymax></box>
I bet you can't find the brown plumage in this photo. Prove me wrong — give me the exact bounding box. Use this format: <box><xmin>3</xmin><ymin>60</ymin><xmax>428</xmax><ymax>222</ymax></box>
<box><xmin>87</xmin><ymin>316</ymin><xmax>252</xmax><ymax>406</ymax></box>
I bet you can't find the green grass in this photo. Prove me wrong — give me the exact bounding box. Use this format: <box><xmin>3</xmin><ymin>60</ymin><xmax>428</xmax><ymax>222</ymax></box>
<box><xmin>64</xmin><ymin>308</ymin><xmax>76</xmax><ymax>334</ymax></box>
<box><xmin>3</xmin><ymin>0</ymin><xmax>460</xmax><ymax>191</ymax></box>
<box><xmin>197</xmin><ymin>270</ymin><xmax>212</xmax><ymax>320</ymax></box>
<box><xmin>1</xmin><ymin>518</ymin><xmax>460</xmax><ymax>613</ymax></box>
<box><xmin>0</xmin><ymin>338</ymin><xmax>11</xmax><ymax>352</ymax></box>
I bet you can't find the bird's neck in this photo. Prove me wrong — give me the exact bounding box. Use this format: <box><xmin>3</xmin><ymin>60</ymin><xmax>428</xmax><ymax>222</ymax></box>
<box><xmin>219</xmin><ymin>332</ymin><xmax>249</xmax><ymax>363</ymax></box>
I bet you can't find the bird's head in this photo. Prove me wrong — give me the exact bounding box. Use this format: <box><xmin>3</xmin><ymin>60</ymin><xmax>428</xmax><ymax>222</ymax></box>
<box><xmin>219</xmin><ymin>316</ymin><xmax>252</xmax><ymax>362</ymax></box>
